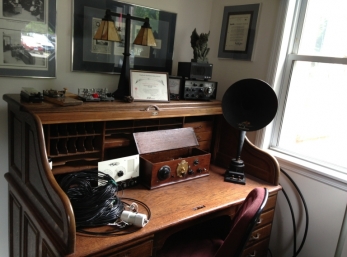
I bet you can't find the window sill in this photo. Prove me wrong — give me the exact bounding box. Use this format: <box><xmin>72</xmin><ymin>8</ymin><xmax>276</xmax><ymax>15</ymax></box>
<box><xmin>267</xmin><ymin>149</ymin><xmax>347</xmax><ymax>191</ymax></box>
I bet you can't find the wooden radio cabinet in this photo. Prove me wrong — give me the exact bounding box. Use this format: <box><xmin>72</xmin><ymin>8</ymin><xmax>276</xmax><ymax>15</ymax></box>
<box><xmin>3</xmin><ymin>94</ymin><xmax>281</xmax><ymax>257</ymax></box>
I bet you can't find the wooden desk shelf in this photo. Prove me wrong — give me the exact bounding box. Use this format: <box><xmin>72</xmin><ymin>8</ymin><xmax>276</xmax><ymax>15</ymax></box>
<box><xmin>3</xmin><ymin>94</ymin><xmax>281</xmax><ymax>257</ymax></box>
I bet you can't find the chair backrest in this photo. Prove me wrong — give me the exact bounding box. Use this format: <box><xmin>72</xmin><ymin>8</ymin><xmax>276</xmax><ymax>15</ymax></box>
<box><xmin>214</xmin><ymin>187</ymin><xmax>268</xmax><ymax>257</ymax></box>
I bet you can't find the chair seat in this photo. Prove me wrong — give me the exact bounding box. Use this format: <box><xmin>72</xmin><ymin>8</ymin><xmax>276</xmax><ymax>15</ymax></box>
<box><xmin>156</xmin><ymin>187</ymin><xmax>268</xmax><ymax>257</ymax></box>
<box><xmin>157</xmin><ymin>215</ymin><xmax>232</xmax><ymax>257</ymax></box>
<box><xmin>157</xmin><ymin>237</ymin><xmax>224</xmax><ymax>257</ymax></box>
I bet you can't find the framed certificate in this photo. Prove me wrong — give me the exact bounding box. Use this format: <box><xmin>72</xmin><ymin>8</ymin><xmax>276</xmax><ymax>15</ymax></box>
<box><xmin>130</xmin><ymin>70</ymin><xmax>170</xmax><ymax>102</ymax></box>
<box><xmin>218</xmin><ymin>4</ymin><xmax>260</xmax><ymax>60</ymax></box>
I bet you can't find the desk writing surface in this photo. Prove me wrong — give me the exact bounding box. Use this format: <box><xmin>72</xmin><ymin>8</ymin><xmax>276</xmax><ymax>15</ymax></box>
<box><xmin>67</xmin><ymin>165</ymin><xmax>281</xmax><ymax>257</ymax></box>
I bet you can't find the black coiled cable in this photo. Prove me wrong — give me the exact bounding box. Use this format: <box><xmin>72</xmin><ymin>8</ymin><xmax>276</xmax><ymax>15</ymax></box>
<box><xmin>59</xmin><ymin>169</ymin><xmax>124</xmax><ymax>228</ymax></box>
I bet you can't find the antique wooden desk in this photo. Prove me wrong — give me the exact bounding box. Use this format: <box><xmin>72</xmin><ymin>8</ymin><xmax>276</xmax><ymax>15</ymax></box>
<box><xmin>4</xmin><ymin>94</ymin><xmax>281</xmax><ymax>257</ymax></box>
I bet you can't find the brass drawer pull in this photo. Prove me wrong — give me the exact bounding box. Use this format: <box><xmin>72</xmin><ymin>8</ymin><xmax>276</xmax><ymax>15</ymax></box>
<box><xmin>251</xmin><ymin>233</ymin><xmax>260</xmax><ymax>240</ymax></box>
<box><xmin>256</xmin><ymin>218</ymin><xmax>262</xmax><ymax>225</ymax></box>
<box><xmin>248</xmin><ymin>250</ymin><xmax>257</xmax><ymax>257</ymax></box>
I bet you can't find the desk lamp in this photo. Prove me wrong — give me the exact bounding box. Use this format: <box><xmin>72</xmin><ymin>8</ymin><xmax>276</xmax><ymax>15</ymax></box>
<box><xmin>93</xmin><ymin>9</ymin><xmax>156</xmax><ymax>99</ymax></box>
<box><xmin>222</xmin><ymin>78</ymin><xmax>278</xmax><ymax>184</ymax></box>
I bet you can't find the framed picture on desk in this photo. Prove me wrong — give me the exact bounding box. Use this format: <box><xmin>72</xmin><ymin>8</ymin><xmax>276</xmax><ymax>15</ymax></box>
<box><xmin>130</xmin><ymin>70</ymin><xmax>170</xmax><ymax>102</ymax></box>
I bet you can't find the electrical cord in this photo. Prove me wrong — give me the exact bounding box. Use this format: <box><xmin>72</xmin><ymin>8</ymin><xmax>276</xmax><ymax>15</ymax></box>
<box><xmin>278</xmin><ymin>167</ymin><xmax>309</xmax><ymax>257</ymax></box>
<box><xmin>77</xmin><ymin>197</ymin><xmax>152</xmax><ymax>237</ymax></box>
<box><xmin>59</xmin><ymin>169</ymin><xmax>124</xmax><ymax>227</ymax></box>
<box><xmin>58</xmin><ymin>169</ymin><xmax>151</xmax><ymax>236</ymax></box>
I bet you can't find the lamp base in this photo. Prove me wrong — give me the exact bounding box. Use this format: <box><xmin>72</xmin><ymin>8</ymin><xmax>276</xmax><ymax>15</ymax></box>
<box><xmin>224</xmin><ymin>159</ymin><xmax>246</xmax><ymax>185</ymax></box>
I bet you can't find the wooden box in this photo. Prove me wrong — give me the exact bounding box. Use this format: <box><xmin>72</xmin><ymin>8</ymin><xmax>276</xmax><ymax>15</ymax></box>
<box><xmin>134</xmin><ymin>128</ymin><xmax>211</xmax><ymax>189</ymax></box>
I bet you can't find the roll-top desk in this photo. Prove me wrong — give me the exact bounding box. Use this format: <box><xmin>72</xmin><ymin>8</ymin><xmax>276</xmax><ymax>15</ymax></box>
<box><xmin>3</xmin><ymin>94</ymin><xmax>281</xmax><ymax>257</ymax></box>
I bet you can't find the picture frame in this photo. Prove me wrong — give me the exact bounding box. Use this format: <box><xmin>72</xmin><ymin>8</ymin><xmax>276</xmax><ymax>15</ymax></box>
<box><xmin>130</xmin><ymin>70</ymin><xmax>169</xmax><ymax>102</ymax></box>
<box><xmin>0</xmin><ymin>0</ymin><xmax>56</xmax><ymax>78</ymax></box>
<box><xmin>72</xmin><ymin>0</ymin><xmax>177</xmax><ymax>75</ymax></box>
<box><xmin>218</xmin><ymin>4</ymin><xmax>260</xmax><ymax>60</ymax></box>
<box><xmin>168</xmin><ymin>76</ymin><xmax>182</xmax><ymax>100</ymax></box>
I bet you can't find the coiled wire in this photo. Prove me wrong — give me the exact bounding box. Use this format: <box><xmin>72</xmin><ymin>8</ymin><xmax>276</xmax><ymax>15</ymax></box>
<box><xmin>59</xmin><ymin>169</ymin><xmax>124</xmax><ymax>228</ymax></box>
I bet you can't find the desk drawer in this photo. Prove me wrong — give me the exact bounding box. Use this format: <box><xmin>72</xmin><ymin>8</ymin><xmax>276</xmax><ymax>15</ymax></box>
<box><xmin>255</xmin><ymin>209</ymin><xmax>275</xmax><ymax>230</ymax></box>
<box><xmin>246</xmin><ymin>223</ymin><xmax>272</xmax><ymax>248</ymax></box>
<box><xmin>183</xmin><ymin>121</ymin><xmax>213</xmax><ymax>133</ymax></box>
<box><xmin>263</xmin><ymin>194</ymin><xmax>277</xmax><ymax>212</ymax></box>
<box><xmin>242</xmin><ymin>238</ymin><xmax>270</xmax><ymax>257</ymax></box>
<box><xmin>109</xmin><ymin>240</ymin><xmax>153</xmax><ymax>257</ymax></box>
<box><xmin>195</xmin><ymin>131</ymin><xmax>212</xmax><ymax>142</ymax></box>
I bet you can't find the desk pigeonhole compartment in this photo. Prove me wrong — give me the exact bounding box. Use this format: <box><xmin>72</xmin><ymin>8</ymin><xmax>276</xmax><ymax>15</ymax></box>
<box><xmin>134</xmin><ymin>128</ymin><xmax>211</xmax><ymax>189</ymax></box>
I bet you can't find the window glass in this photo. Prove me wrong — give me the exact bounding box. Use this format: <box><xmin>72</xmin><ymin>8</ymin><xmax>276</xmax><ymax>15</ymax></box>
<box><xmin>298</xmin><ymin>0</ymin><xmax>347</xmax><ymax>58</ymax></box>
<box><xmin>278</xmin><ymin>61</ymin><xmax>347</xmax><ymax>170</ymax></box>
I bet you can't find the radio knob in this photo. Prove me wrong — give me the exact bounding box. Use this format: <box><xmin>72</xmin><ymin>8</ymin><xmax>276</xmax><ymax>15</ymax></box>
<box><xmin>188</xmin><ymin>169</ymin><xmax>194</xmax><ymax>175</ymax></box>
<box><xmin>193</xmin><ymin>83</ymin><xmax>198</xmax><ymax>87</ymax></box>
<box><xmin>158</xmin><ymin>165</ymin><xmax>171</xmax><ymax>181</ymax></box>
<box><xmin>204</xmin><ymin>87</ymin><xmax>213</xmax><ymax>95</ymax></box>
<box><xmin>197</xmin><ymin>168</ymin><xmax>203</xmax><ymax>173</ymax></box>
<box><xmin>199</xmin><ymin>84</ymin><xmax>204</xmax><ymax>87</ymax></box>
<box><xmin>193</xmin><ymin>159</ymin><xmax>199</xmax><ymax>165</ymax></box>
<box><xmin>117</xmin><ymin>170</ymin><xmax>124</xmax><ymax>177</ymax></box>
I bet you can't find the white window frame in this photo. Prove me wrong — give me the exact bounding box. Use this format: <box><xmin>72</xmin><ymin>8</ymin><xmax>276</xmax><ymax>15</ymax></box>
<box><xmin>255</xmin><ymin>0</ymin><xmax>347</xmax><ymax>190</ymax></box>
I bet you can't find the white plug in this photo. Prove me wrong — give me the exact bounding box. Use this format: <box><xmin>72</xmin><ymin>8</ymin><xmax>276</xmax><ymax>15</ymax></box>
<box><xmin>120</xmin><ymin>211</ymin><xmax>148</xmax><ymax>227</ymax></box>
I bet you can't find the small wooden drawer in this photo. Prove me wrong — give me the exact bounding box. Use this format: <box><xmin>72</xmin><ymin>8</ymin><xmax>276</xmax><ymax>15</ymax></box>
<box><xmin>246</xmin><ymin>223</ymin><xmax>272</xmax><ymax>247</ymax></box>
<box><xmin>183</xmin><ymin>121</ymin><xmax>213</xmax><ymax>133</ymax></box>
<box><xmin>241</xmin><ymin>238</ymin><xmax>270</xmax><ymax>257</ymax></box>
<box><xmin>198</xmin><ymin>140</ymin><xmax>211</xmax><ymax>151</ymax></box>
<box><xmin>195</xmin><ymin>131</ymin><xmax>212</xmax><ymax>142</ymax></box>
<box><xmin>263</xmin><ymin>194</ymin><xmax>277</xmax><ymax>212</ymax></box>
<box><xmin>254</xmin><ymin>209</ymin><xmax>275</xmax><ymax>230</ymax></box>
<box><xmin>112</xmin><ymin>240</ymin><xmax>153</xmax><ymax>257</ymax></box>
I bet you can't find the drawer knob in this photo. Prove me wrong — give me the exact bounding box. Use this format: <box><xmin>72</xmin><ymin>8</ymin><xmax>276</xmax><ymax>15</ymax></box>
<box><xmin>248</xmin><ymin>250</ymin><xmax>257</xmax><ymax>257</ymax></box>
<box><xmin>256</xmin><ymin>218</ymin><xmax>262</xmax><ymax>225</ymax></box>
<box><xmin>251</xmin><ymin>233</ymin><xmax>260</xmax><ymax>240</ymax></box>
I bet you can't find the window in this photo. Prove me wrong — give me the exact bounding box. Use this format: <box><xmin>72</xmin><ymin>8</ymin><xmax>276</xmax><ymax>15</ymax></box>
<box><xmin>267</xmin><ymin>0</ymin><xmax>347</xmax><ymax>178</ymax></box>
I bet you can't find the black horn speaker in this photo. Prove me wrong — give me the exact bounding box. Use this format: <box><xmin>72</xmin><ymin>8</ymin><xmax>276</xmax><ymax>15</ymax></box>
<box><xmin>222</xmin><ymin>78</ymin><xmax>278</xmax><ymax>184</ymax></box>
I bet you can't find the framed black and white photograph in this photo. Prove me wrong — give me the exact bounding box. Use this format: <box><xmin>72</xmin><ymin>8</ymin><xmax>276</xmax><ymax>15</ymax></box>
<box><xmin>72</xmin><ymin>0</ymin><xmax>177</xmax><ymax>75</ymax></box>
<box><xmin>130</xmin><ymin>70</ymin><xmax>169</xmax><ymax>102</ymax></box>
<box><xmin>0</xmin><ymin>0</ymin><xmax>56</xmax><ymax>77</ymax></box>
<box><xmin>218</xmin><ymin>4</ymin><xmax>260</xmax><ymax>60</ymax></box>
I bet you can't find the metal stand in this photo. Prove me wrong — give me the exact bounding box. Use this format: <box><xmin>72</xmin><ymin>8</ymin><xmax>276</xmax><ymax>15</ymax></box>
<box><xmin>224</xmin><ymin>130</ymin><xmax>246</xmax><ymax>185</ymax></box>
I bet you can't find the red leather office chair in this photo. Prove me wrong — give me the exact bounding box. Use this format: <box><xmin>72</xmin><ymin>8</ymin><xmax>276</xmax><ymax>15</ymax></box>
<box><xmin>156</xmin><ymin>187</ymin><xmax>268</xmax><ymax>257</ymax></box>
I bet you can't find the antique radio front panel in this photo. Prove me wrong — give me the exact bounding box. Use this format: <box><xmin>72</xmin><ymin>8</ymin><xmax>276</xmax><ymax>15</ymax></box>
<box><xmin>134</xmin><ymin>128</ymin><xmax>211</xmax><ymax>189</ymax></box>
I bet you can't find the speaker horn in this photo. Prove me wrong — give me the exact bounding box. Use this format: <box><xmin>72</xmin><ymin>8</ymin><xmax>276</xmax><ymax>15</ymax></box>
<box><xmin>222</xmin><ymin>78</ymin><xmax>278</xmax><ymax>184</ymax></box>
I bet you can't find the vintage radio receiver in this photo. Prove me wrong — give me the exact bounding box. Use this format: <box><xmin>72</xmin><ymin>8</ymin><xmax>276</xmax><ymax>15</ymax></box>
<box><xmin>182</xmin><ymin>79</ymin><xmax>217</xmax><ymax>100</ymax></box>
<box><xmin>98</xmin><ymin>154</ymin><xmax>140</xmax><ymax>189</ymax></box>
<box><xmin>133</xmin><ymin>128</ymin><xmax>211</xmax><ymax>189</ymax></box>
<box><xmin>178</xmin><ymin>62</ymin><xmax>213</xmax><ymax>80</ymax></box>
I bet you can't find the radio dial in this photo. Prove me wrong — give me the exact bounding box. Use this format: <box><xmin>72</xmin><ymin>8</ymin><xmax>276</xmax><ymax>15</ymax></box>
<box><xmin>158</xmin><ymin>165</ymin><xmax>171</xmax><ymax>181</ymax></box>
<box><xmin>117</xmin><ymin>170</ymin><xmax>124</xmax><ymax>177</ymax></box>
<box><xmin>204</xmin><ymin>87</ymin><xmax>213</xmax><ymax>95</ymax></box>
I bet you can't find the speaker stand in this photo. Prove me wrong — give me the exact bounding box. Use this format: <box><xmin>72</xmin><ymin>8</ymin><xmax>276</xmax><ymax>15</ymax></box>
<box><xmin>224</xmin><ymin>130</ymin><xmax>246</xmax><ymax>185</ymax></box>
